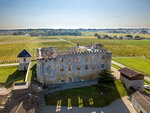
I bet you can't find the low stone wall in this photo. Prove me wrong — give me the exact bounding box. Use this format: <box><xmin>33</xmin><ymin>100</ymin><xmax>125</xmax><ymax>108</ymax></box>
<box><xmin>43</xmin><ymin>79</ymin><xmax>98</xmax><ymax>95</ymax></box>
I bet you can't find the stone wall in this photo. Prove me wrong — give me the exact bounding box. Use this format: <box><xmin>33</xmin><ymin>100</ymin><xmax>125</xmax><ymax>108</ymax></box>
<box><xmin>120</xmin><ymin>75</ymin><xmax>144</xmax><ymax>91</ymax></box>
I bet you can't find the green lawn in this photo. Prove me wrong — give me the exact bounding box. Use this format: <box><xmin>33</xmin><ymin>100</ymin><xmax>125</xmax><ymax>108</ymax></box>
<box><xmin>111</xmin><ymin>63</ymin><xmax>121</xmax><ymax>70</ymax></box>
<box><xmin>45</xmin><ymin>80</ymin><xmax>127</xmax><ymax>107</ymax></box>
<box><xmin>113</xmin><ymin>57</ymin><xmax>150</xmax><ymax>76</ymax></box>
<box><xmin>27</xmin><ymin>61</ymin><xmax>36</xmax><ymax>82</ymax></box>
<box><xmin>0</xmin><ymin>65</ymin><xmax>26</xmax><ymax>87</ymax></box>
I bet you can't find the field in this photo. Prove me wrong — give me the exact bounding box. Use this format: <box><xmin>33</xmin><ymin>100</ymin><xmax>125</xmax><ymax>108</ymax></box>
<box><xmin>0</xmin><ymin>65</ymin><xmax>26</xmax><ymax>87</ymax></box>
<box><xmin>45</xmin><ymin>80</ymin><xmax>127</xmax><ymax>107</ymax></box>
<box><xmin>113</xmin><ymin>57</ymin><xmax>150</xmax><ymax>76</ymax></box>
<box><xmin>82</xmin><ymin>31</ymin><xmax>150</xmax><ymax>38</ymax></box>
<box><xmin>1</xmin><ymin>35</ymin><xmax>150</xmax><ymax>63</ymax></box>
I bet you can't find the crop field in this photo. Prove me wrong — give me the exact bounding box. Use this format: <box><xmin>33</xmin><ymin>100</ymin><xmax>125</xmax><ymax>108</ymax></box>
<box><xmin>0</xmin><ymin>35</ymin><xmax>150</xmax><ymax>63</ymax></box>
<box><xmin>113</xmin><ymin>57</ymin><xmax>150</xmax><ymax>76</ymax></box>
<box><xmin>62</xmin><ymin>37</ymin><xmax>150</xmax><ymax>58</ymax></box>
<box><xmin>82</xmin><ymin>31</ymin><xmax>150</xmax><ymax>38</ymax></box>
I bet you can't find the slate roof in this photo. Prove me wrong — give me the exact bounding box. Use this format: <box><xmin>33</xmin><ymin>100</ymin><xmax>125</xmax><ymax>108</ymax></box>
<box><xmin>119</xmin><ymin>67</ymin><xmax>145</xmax><ymax>78</ymax></box>
<box><xmin>18</xmin><ymin>49</ymin><xmax>32</xmax><ymax>57</ymax></box>
<box><xmin>132</xmin><ymin>91</ymin><xmax>150</xmax><ymax>113</ymax></box>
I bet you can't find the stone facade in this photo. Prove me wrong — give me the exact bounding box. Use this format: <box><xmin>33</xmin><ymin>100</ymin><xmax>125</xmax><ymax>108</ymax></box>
<box><xmin>36</xmin><ymin>44</ymin><xmax>112</xmax><ymax>84</ymax></box>
<box><xmin>18</xmin><ymin>49</ymin><xmax>32</xmax><ymax>71</ymax></box>
<box><xmin>18</xmin><ymin>57</ymin><xmax>30</xmax><ymax>71</ymax></box>
<box><xmin>120</xmin><ymin>75</ymin><xmax>144</xmax><ymax>91</ymax></box>
<box><xmin>119</xmin><ymin>68</ymin><xmax>145</xmax><ymax>92</ymax></box>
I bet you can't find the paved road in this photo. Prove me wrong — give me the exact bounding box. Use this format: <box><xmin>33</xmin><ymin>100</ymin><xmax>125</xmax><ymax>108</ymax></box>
<box><xmin>112</xmin><ymin>60</ymin><xmax>150</xmax><ymax>82</ymax></box>
<box><xmin>112</xmin><ymin>61</ymin><xmax>125</xmax><ymax>68</ymax></box>
<box><xmin>111</xmin><ymin>67</ymin><xmax>120</xmax><ymax>79</ymax></box>
<box><xmin>0</xmin><ymin>63</ymin><xmax>19</xmax><ymax>67</ymax></box>
<box><xmin>36</xmin><ymin>96</ymin><xmax>136</xmax><ymax>113</ymax></box>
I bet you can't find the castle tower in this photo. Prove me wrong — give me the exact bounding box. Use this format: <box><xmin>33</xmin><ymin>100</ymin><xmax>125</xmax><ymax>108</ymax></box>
<box><xmin>17</xmin><ymin>49</ymin><xmax>32</xmax><ymax>71</ymax></box>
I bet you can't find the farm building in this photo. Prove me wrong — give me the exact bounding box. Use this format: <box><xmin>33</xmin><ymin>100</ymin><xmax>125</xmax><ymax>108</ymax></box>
<box><xmin>36</xmin><ymin>43</ymin><xmax>112</xmax><ymax>84</ymax></box>
<box><xmin>18</xmin><ymin>49</ymin><xmax>32</xmax><ymax>71</ymax></box>
<box><xmin>131</xmin><ymin>91</ymin><xmax>150</xmax><ymax>113</ymax></box>
<box><xmin>119</xmin><ymin>67</ymin><xmax>144</xmax><ymax>91</ymax></box>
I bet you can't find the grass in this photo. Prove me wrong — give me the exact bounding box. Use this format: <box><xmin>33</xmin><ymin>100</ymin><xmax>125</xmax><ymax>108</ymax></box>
<box><xmin>111</xmin><ymin>63</ymin><xmax>121</xmax><ymax>70</ymax></box>
<box><xmin>27</xmin><ymin>61</ymin><xmax>36</xmax><ymax>82</ymax></box>
<box><xmin>45</xmin><ymin>80</ymin><xmax>127</xmax><ymax>107</ymax></box>
<box><xmin>113</xmin><ymin>57</ymin><xmax>150</xmax><ymax>77</ymax></box>
<box><xmin>0</xmin><ymin>65</ymin><xmax>26</xmax><ymax>87</ymax></box>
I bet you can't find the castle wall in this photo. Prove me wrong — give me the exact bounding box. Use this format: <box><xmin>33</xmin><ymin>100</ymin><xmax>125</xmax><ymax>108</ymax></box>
<box><xmin>37</xmin><ymin>50</ymin><xmax>112</xmax><ymax>84</ymax></box>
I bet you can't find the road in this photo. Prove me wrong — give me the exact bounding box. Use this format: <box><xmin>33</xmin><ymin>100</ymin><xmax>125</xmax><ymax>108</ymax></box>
<box><xmin>112</xmin><ymin>60</ymin><xmax>150</xmax><ymax>82</ymax></box>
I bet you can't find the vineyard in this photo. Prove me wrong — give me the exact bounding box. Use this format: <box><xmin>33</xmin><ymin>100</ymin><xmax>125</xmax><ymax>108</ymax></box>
<box><xmin>0</xmin><ymin>35</ymin><xmax>150</xmax><ymax>63</ymax></box>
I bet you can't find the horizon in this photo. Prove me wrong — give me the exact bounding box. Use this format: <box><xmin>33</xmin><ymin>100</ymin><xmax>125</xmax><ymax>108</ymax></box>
<box><xmin>0</xmin><ymin>0</ymin><xmax>150</xmax><ymax>29</ymax></box>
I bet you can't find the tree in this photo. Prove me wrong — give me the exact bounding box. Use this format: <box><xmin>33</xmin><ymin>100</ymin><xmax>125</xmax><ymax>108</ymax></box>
<box><xmin>104</xmin><ymin>35</ymin><xmax>109</xmax><ymax>39</ymax></box>
<box><xmin>125</xmin><ymin>34</ymin><xmax>133</xmax><ymax>38</ymax></box>
<box><xmin>141</xmin><ymin>29</ymin><xmax>148</xmax><ymax>34</ymax></box>
<box><xmin>94</xmin><ymin>33</ymin><xmax>99</xmax><ymax>37</ymax></box>
<box><xmin>98</xmin><ymin>69</ymin><xmax>115</xmax><ymax>84</ymax></box>
<box><xmin>97</xmin><ymin>36</ymin><xmax>101</xmax><ymax>39</ymax></box>
<box><xmin>13</xmin><ymin>31</ymin><xmax>25</xmax><ymax>35</ymax></box>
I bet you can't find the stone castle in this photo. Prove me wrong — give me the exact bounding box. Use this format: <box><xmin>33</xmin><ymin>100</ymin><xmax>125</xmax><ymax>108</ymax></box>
<box><xmin>36</xmin><ymin>43</ymin><xmax>112</xmax><ymax>84</ymax></box>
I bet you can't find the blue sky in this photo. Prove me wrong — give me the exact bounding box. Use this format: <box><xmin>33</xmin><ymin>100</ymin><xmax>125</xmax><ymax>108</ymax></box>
<box><xmin>0</xmin><ymin>0</ymin><xmax>150</xmax><ymax>29</ymax></box>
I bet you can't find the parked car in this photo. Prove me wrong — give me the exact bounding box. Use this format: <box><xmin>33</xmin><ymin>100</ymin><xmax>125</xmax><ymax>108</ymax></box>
<box><xmin>144</xmin><ymin>85</ymin><xmax>150</xmax><ymax>90</ymax></box>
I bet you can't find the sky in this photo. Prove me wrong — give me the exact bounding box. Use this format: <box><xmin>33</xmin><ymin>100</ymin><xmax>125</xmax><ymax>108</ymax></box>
<box><xmin>0</xmin><ymin>0</ymin><xmax>150</xmax><ymax>29</ymax></box>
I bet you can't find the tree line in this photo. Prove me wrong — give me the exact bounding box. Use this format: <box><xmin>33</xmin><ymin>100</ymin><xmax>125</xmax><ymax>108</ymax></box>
<box><xmin>13</xmin><ymin>30</ymin><xmax>82</xmax><ymax>36</ymax></box>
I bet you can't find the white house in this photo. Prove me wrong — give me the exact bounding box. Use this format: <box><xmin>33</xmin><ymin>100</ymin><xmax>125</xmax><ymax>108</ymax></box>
<box><xmin>18</xmin><ymin>49</ymin><xmax>32</xmax><ymax>71</ymax></box>
<box><xmin>119</xmin><ymin>67</ymin><xmax>144</xmax><ymax>92</ymax></box>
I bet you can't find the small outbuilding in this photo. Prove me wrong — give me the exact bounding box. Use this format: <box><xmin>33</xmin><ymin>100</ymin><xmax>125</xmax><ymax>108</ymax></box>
<box><xmin>119</xmin><ymin>67</ymin><xmax>144</xmax><ymax>91</ymax></box>
<box><xmin>18</xmin><ymin>49</ymin><xmax>32</xmax><ymax>71</ymax></box>
<box><xmin>131</xmin><ymin>91</ymin><xmax>150</xmax><ymax>113</ymax></box>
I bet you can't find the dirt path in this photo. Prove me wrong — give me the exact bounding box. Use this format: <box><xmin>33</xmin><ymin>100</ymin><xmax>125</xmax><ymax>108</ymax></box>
<box><xmin>0</xmin><ymin>39</ymin><xmax>61</xmax><ymax>44</ymax></box>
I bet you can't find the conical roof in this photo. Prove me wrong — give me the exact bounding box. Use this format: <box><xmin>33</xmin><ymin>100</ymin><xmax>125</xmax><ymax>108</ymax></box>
<box><xmin>18</xmin><ymin>49</ymin><xmax>32</xmax><ymax>57</ymax></box>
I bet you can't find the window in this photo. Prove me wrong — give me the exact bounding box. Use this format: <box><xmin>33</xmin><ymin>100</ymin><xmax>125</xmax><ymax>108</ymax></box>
<box><xmin>85</xmin><ymin>57</ymin><xmax>88</xmax><ymax>62</ymax></box>
<box><xmin>102</xmin><ymin>55</ymin><xmax>105</xmax><ymax>59</ymax></box>
<box><xmin>77</xmin><ymin>65</ymin><xmax>80</xmax><ymax>70</ymax></box>
<box><xmin>92</xmin><ymin>56</ymin><xmax>95</xmax><ymax>60</ymax></box>
<box><xmin>68</xmin><ymin>66</ymin><xmax>72</xmax><ymax>71</ymax></box>
<box><xmin>92</xmin><ymin>64</ymin><xmax>95</xmax><ymax>69</ymax></box>
<box><xmin>85</xmin><ymin>64</ymin><xmax>88</xmax><ymax>70</ymax></box>
<box><xmin>76</xmin><ymin>57</ymin><xmax>80</xmax><ymax>62</ymax></box>
<box><xmin>101</xmin><ymin>64</ymin><xmax>104</xmax><ymax>68</ymax></box>
<box><xmin>60</xmin><ymin>66</ymin><xmax>64</xmax><ymax>72</ymax></box>
<box><xmin>24</xmin><ymin>58</ymin><xmax>26</xmax><ymax>62</ymax></box>
<box><xmin>68</xmin><ymin>57</ymin><xmax>72</xmax><ymax>62</ymax></box>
